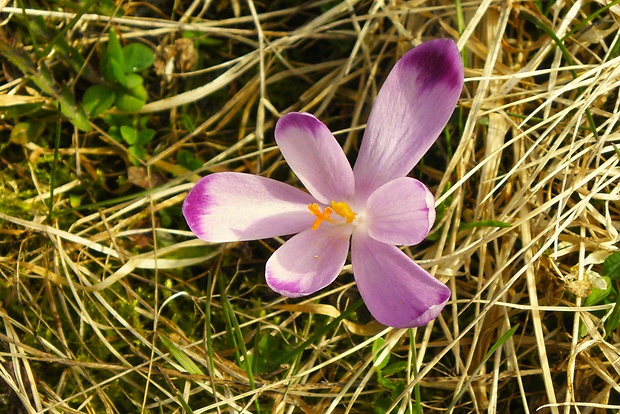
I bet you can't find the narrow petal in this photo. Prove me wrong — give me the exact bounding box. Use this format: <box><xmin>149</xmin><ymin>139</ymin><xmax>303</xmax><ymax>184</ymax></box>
<box><xmin>351</xmin><ymin>230</ymin><xmax>450</xmax><ymax>328</ymax></box>
<box><xmin>364</xmin><ymin>177</ymin><xmax>435</xmax><ymax>246</ymax></box>
<box><xmin>275</xmin><ymin>112</ymin><xmax>355</xmax><ymax>204</ymax></box>
<box><xmin>183</xmin><ymin>172</ymin><xmax>316</xmax><ymax>243</ymax></box>
<box><xmin>266</xmin><ymin>226</ymin><xmax>351</xmax><ymax>297</ymax></box>
<box><xmin>353</xmin><ymin>39</ymin><xmax>464</xmax><ymax>202</ymax></box>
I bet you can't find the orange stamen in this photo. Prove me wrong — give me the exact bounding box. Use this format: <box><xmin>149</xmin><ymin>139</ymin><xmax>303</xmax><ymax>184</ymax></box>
<box><xmin>308</xmin><ymin>201</ymin><xmax>357</xmax><ymax>230</ymax></box>
<box><xmin>308</xmin><ymin>204</ymin><xmax>334</xmax><ymax>230</ymax></box>
<box><xmin>331</xmin><ymin>201</ymin><xmax>356</xmax><ymax>223</ymax></box>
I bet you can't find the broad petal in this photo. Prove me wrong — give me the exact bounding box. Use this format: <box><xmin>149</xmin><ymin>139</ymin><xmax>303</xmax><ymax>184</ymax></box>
<box><xmin>353</xmin><ymin>39</ymin><xmax>464</xmax><ymax>202</ymax></box>
<box><xmin>275</xmin><ymin>112</ymin><xmax>355</xmax><ymax>204</ymax></box>
<box><xmin>365</xmin><ymin>177</ymin><xmax>435</xmax><ymax>246</ymax></box>
<box><xmin>266</xmin><ymin>226</ymin><xmax>351</xmax><ymax>297</ymax></box>
<box><xmin>351</xmin><ymin>231</ymin><xmax>450</xmax><ymax>328</ymax></box>
<box><xmin>183</xmin><ymin>172</ymin><xmax>316</xmax><ymax>243</ymax></box>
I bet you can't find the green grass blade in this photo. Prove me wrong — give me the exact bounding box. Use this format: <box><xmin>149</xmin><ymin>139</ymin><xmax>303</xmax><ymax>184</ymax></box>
<box><xmin>459</xmin><ymin>220</ymin><xmax>512</xmax><ymax>230</ymax></box>
<box><xmin>160</xmin><ymin>335</ymin><xmax>204</xmax><ymax>376</ymax></box>
<box><xmin>48</xmin><ymin>103</ymin><xmax>62</xmax><ymax>219</ymax></box>
<box><xmin>561</xmin><ymin>0</ymin><xmax>620</xmax><ymax>42</ymax></box>
<box><xmin>218</xmin><ymin>272</ymin><xmax>260</xmax><ymax>413</ymax></box>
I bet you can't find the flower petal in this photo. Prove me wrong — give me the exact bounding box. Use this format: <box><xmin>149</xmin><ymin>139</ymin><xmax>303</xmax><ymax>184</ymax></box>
<box><xmin>351</xmin><ymin>230</ymin><xmax>450</xmax><ymax>328</ymax></box>
<box><xmin>183</xmin><ymin>172</ymin><xmax>316</xmax><ymax>242</ymax></box>
<box><xmin>266</xmin><ymin>226</ymin><xmax>351</xmax><ymax>297</ymax></box>
<box><xmin>364</xmin><ymin>177</ymin><xmax>435</xmax><ymax>246</ymax></box>
<box><xmin>353</xmin><ymin>39</ymin><xmax>464</xmax><ymax>202</ymax></box>
<box><xmin>275</xmin><ymin>112</ymin><xmax>355</xmax><ymax>204</ymax></box>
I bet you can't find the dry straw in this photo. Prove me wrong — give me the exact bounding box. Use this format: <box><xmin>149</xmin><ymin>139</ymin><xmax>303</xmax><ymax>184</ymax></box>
<box><xmin>1</xmin><ymin>0</ymin><xmax>620</xmax><ymax>412</ymax></box>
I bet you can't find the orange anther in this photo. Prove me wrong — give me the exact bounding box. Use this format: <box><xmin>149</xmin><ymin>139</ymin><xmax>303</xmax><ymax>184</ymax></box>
<box><xmin>331</xmin><ymin>201</ymin><xmax>356</xmax><ymax>223</ymax></box>
<box><xmin>308</xmin><ymin>201</ymin><xmax>357</xmax><ymax>230</ymax></box>
<box><xmin>308</xmin><ymin>204</ymin><xmax>334</xmax><ymax>230</ymax></box>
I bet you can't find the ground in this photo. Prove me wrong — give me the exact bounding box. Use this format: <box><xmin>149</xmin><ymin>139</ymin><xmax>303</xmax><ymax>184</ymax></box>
<box><xmin>1</xmin><ymin>0</ymin><xmax>620</xmax><ymax>413</ymax></box>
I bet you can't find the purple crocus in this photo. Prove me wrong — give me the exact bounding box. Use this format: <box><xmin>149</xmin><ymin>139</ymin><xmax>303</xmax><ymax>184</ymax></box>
<box><xmin>183</xmin><ymin>39</ymin><xmax>464</xmax><ymax>328</ymax></box>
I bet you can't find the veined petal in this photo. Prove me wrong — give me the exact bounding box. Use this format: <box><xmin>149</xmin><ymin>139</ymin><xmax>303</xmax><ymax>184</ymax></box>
<box><xmin>183</xmin><ymin>172</ymin><xmax>316</xmax><ymax>243</ymax></box>
<box><xmin>353</xmin><ymin>39</ymin><xmax>464</xmax><ymax>202</ymax></box>
<box><xmin>266</xmin><ymin>226</ymin><xmax>351</xmax><ymax>297</ymax></box>
<box><xmin>275</xmin><ymin>112</ymin><xmax>355</xmax><ymax>204</ymax></box>
<box><xmin>365</xmin><ymin>177</ymin><xmax>435</xmax><ymax>246</ymax></box>
<box><xmin>351</xmin><ymin>230</ymin><xmax>450</xmax><ymax>328</ymax></box>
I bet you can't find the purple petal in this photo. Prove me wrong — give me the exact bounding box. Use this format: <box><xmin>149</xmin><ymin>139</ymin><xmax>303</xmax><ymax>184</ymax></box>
<box><xmin>183</xmin><ymin>172</ymin><xmax>316</xmax><ymax>242</ymax></box>
<box><xmin>266</xmin><ymin>226</ymin><xmax>351</xmax><ymax>297</ymax></box>
<box><xmin>351</xmin><ymin>230</ymin><xmax>450</xmax><ymax>328</ymax></box>
<box><xmin>353</xmin><ymin>39</ymin><xmax>464</xmax><ymax>202</ymax></box>
<box><xmin>275</xmin><ymin>112</ymin><xmax>355</xmax><ymax>204</ymax></box>
<box><xmin>365</xmin><ymin>177</ymin><xmax>435</xmax><ymax>246</ymax></box>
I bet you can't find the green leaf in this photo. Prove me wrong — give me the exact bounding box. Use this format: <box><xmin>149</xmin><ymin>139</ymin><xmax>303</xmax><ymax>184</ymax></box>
<box><xmin>381</xmin><ymin>361</ymin><xmax>409</xmax><ymax>377</ymax></box>
<box><xmin>177</xmin><ymin>149</ymin><xmax>192</xmax><ymax>166</ymax></box>
<box><xmin>58</xmin><ymin>84</ymin><xmax>92</xmax><ymax>132</ymax></box>
<box><xmin>376</xmin><ymin>371</ymin><xmax>396</xmax><ymax>391</ymax></box>
<box><xmin>123</xmin><ymin>43</ymin><xmax>154</xmax><ymax>72</ymax></box>
<box><xmin>120</xmin><ymin>125</ymin><xmax>137</xmax><ymax>145</ymax></box>
<box><xmin>109</xmin><ymin>58</ymin><xmax>128</xmax><ymax>86</ymax></box>
<box><xmin>177</xmin><ymin>149</ymin><xmax>203</xmax><ymax>170</ymax></box>
<box><xmin>160</xmin><ymin>335</ymin><xmax>204</xmax><ymax>375</ymax></box>
<box><xmin>139</xmin><ymin>116</ymin><xmax>150</xmax><ymax>129</ymax></box>
<box><xmin>605</xmin><ymin>294</ymin><xmax>620</xmax><ymax>334</ymax></box>
<box><xmin>102</xmin><ymin>113</ymin><xmax>132</xmax><ymax>127</ymax></box>
<box><xmin>10</xmin><ymin>122</ymin><xmax>46</xmax><ymax>144</ymax></box>
<box><xmin>107</xmin><ymin>125</ymin><xmax>122</xmax><ymax>142</ymax></box>
<box><xmin>372</xmin><ymin>338</ymin><xmax>390</xmax><ymax>371</ymax></box>
<box><xmin>585</xmin><ymin>276</ymin><xmax>611</xmax><ymax>306</ymax></box>
<box><xmin>249</xmin><ymin>334</ymin><xmax>282</xmax><ymax>374</ymax></box>
<box><xmin>82</xmin><ymin>84</ymin><xmax>115</xmax><ymax>116</ymax></box>
<box><xmin>106</xmin><ymin>28</ymin><xmax>124</xmax><ymax>66</ymax></box>
<box><xmin>100</xmin><ymin>55</ymin><xmax>114</xmax><ymax>83</ymax></box>
<box><xmin>180</xmin><ymin>114</ymin><xmax>195</xmax><ymax>131</ymax></box>
<box><xmin>128</xmin><ymin>145</ymin><xmax>146</xmax><ymax>166</ymax></box>
<box><xmin>114</xmin><ymin>84</ymin><xmax>147</xmax><ymax>112</ymax></box>
<box><xmin>136</xmin><ymin>128</ymin><xmax>155</xmax><ymax>146</ymax></box>
<box><xmin>100</xmin><ymin>29</ymin><xmax>125</xmax><ymax>84</ymax></box>
<box><xmin>603</xmin><ymin>252</ymin><xmax>620</xmax><ymax>280</ymax></box>
<box><xmin>69</xmin><ymin>194</ymin><xmax>82</xmax><ymax>208</ymax></box>
<box><xmin>124</xmin><ymin>73</ymin><xmax>143</xmax><ymax>89</ymax></box>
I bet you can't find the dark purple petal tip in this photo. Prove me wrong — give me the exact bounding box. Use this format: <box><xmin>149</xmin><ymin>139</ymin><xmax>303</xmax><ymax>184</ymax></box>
<box><xmin>275</xmin><ymin>112</ymin><xmax>322</xmax><ymax>136</ymax></box>
<box><xmin>182</xmin><ymin>176</ymin><xmax>215</xmax><ymax>239</ymax></box>
<box><xmin>398</xmin><ymin>38</ymin><xmax>464</xmax><ymax>93</ymax></box>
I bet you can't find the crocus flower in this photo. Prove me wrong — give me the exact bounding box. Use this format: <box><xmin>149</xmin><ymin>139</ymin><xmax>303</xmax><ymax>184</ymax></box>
<box><xmin>183</xmin><ymin>39</ymin><xmax>464</xmax><ymax>328</ymax></box>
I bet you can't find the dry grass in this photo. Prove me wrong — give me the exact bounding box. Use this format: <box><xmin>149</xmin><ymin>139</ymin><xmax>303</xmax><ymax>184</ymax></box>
<box><xmin>1</xmin><ymin>0</ymin><xmax>620</xmax><ymax>412</ymax></box>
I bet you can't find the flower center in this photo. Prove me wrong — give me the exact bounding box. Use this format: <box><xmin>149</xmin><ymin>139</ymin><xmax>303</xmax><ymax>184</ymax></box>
<box><xmin>308</xmin><ymin>201</ymin><xmax>357</xmax><ymax>230</ymax></box>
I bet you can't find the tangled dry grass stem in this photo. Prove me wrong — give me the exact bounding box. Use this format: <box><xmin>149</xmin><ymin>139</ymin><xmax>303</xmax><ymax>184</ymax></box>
<box><xmin>1</xmin><ymin>0</ymin><xmax>620</xmax><ymax>413</ymax></box>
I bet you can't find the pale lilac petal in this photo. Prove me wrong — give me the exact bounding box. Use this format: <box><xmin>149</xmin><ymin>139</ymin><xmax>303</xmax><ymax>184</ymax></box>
<box><xmin>351</xmin><ymin>230</ymin><xmax>450</xmax><ymax>328</ymax></box>
<box><xmin>353</xmin><ymin>39</ymin><xmax>464</xmax><ymax>202</ymax></box>
<box><xmin>275</xmin><ymin>112</ymin><xmax>354</xmax><ymax>204</ymax></box>
<box><xmin>183</xmin><ymin>172</ymin><xmax>316</xmax><ymax>243</ymax></box>
<box><xmin>266</xmin><ymin>226</ymin><xmax>351</xmax><ymax>297</ymax></box>
<box><xmin>364</xmin><ymin>177</ymin><xmax>435</xmax><ymax>246</ymax></box>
